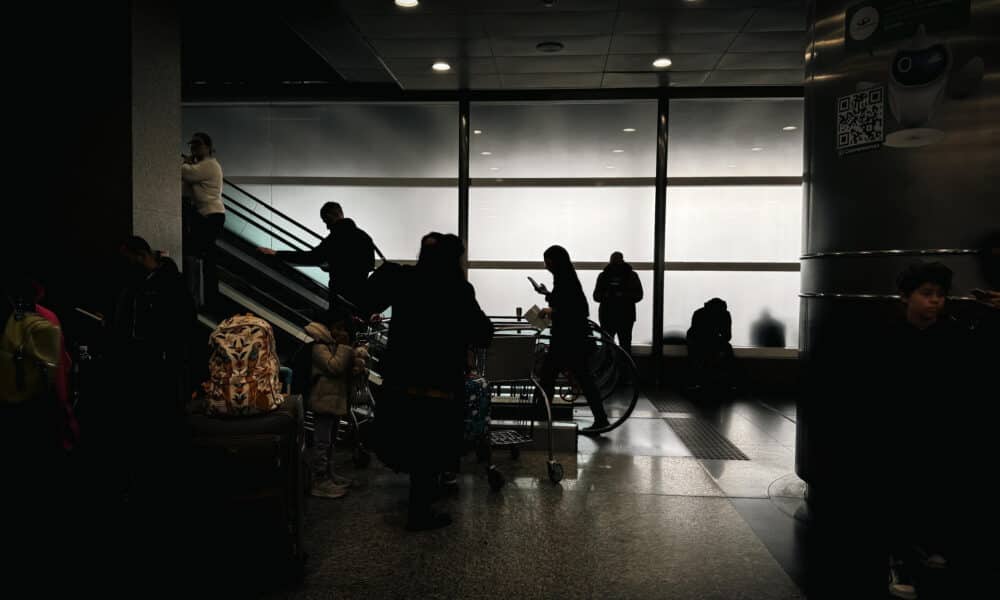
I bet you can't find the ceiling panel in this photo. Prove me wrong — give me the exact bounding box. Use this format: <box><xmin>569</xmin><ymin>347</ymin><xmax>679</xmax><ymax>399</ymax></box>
<box><xmin>729</xmin><ymin>31</ymin><xmax>807</xmax><ymax>52</ymax></box>
<box><xmin>495</xmin><ymin>55</ymin><xmax>607</xmax><ymax>74</ymax></box>
<box><xmin>490</xmin><ymin>35</ymin><xmax>612</xmax><ymax>56</ymax></box>
<box><xmin>605</xmin><ymin>53</ymin><xmax>721</xmax><ymax>72</ymax></box>
<box><xmin>484</xmin><ymin>12</ymin><xmax>618</xmax><ymax>37</ymax></box>
<box><xmin>743</xmin><ymin>7</ymin><xmax>807</xmax><ymax>32</ymax></box>
<box><xmin>501</xmin><ymin>73</ymin><xmax>604</xmax><ymax>88</ymax></box>
<box><xmin>619</xmin><ymin>0</ymin><xmax>805</xmax><ymax>7</ymax></box>
<box><xmin>616</xmin><ymin>9</ymin><xmax>755</xmax><ymax>34</ymax></box>
<box><xmin>351</xmin><ymin>13</ymin><xmax>487</xmax><ymax>38</ymax></box>
<box><xmin>717</xmin><ymin>52</ymin><xmax>804</xmax><ymax>70</ymax></box>
<box><xmin>383</xmin><ymin>57</ymin><xmax>498</xmax><ymax>74</ymax></box>
<box><xmin>704</xmin><ymin>69</ymin><xmax>803</xmax><ymax>85</ymax></box>
<box><xmin>336</xmin><ymin>68</ymin><xmax>397</xmax><ymax>83</ymax></box>
<box><xmin>610</xmin><ymin>33</ymin><xmax>736</xmax><ymax>54</ymax></box>
<box><xmin>395</xmin><ymin>73</ymin><xmax>502</xmax><ymax>90</ymax></box>
<box><xmin>601</xmin><ymin>71</ymin><xmax>710</xmax><ymax>87</ymax></box>
<box><xmin>369</xmin><ymin>37</ymin><xmax>493</xmax><ymax>58</ymax></box>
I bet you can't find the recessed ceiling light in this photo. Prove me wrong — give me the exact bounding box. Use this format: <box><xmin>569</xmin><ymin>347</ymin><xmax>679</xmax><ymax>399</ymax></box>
<box><xmin>622</xmin><ymin>127</ymin><xmax>636</xmax><ymax>133</ymax></box>
<box><xmin>782</xmin><ymin>126</ymin><xmax>798</xmax><ymax>131</ymax></box>
<box><xmin>751</xmin><ymin>146</ymin><xmax>764</xmax><ymax>152</ymax></box>
<box><xmin>489</xmin><ymin>167</ymin><xmax>500</xmax><ymax>171</ymax></box>
<box><xmin>395</xmin><ymin>0</ymin><xmax>419</xmax><ymax>7</ymax></box>
<box><xmin>432</xmin><ymin>62</ymin><xmax>451</xmax><ymax>72</ymax></box>
<box><xmin>480</xmin><ymin>151</ymin><xmax>492</xmax><ymax>156</ymax></box>
<box><xmin>612</xmin><ymin>149</ymin><xmax>625</xmax><ymax>153</ymax></box>
<box><xmin>473</xmin><ymin>129</ymin><xmax>483</xmax><ymax>135</ymax></box>
<box><xmin>605</xmin><ymin>165</ymin><xmax>617</xmax><ymax>169</ymax></box>
<box><xmin>652</xmin><ymin>57</ymin><xmax>672</xmax><ymax>68</ymax></box>
<box><xmin>727</xmin><ymin>164</ymin><xmax>737</xmax><ymax>169</ymax></box>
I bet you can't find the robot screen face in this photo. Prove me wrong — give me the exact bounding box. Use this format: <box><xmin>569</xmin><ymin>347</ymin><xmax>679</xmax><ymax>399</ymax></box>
<box><xmin>892</xmin><ymin>44</ymin><xmax>949</xmax><ymax>86</ymax></box>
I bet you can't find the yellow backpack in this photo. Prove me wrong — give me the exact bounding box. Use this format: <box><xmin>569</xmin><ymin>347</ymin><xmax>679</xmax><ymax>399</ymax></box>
<box><xmin>1</xmin><ymin>306</ymin><xmax>61</xmax><ymax>403</ymax></box>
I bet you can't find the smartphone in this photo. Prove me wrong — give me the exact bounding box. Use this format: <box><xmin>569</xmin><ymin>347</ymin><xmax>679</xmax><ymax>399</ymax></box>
<box><xmin>527</xmin><ymin>276</ymin><xmax>542</xmax><ymax>292</ymax></box>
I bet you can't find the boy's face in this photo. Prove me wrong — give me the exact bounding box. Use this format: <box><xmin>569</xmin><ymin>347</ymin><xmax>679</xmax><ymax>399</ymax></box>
<box><xmin>904</xmin><ymin>282</ymin><xmax>946</xmax><ymax>322</ymax></box>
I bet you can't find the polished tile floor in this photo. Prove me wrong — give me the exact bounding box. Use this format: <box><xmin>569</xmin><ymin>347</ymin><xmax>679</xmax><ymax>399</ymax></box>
<box><xmin>267</xmin><ymin>391</ymin><xmax>812</xmax><ymax>600</ymax></box>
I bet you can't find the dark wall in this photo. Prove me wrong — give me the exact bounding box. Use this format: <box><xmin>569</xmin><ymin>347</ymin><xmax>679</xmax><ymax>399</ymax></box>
<box><xmin>7</xmin><ymin>5</ymin><xmax>133</xmax><ymax>319</ymax></box>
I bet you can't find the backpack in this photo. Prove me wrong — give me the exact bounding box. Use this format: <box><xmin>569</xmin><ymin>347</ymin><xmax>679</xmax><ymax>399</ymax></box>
<box><xmin>1</xmin><ymin>303</ymin><xmax>62</xmax><ymax>404</ymax></box>
<box><xmin>205</xmin><ymin>314</ymin><xmax>283</xmax><ymax>416</ymax></box>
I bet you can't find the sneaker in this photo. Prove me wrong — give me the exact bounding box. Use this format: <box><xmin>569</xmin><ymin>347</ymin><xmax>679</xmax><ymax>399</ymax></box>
<box><xmin>406</xmin><ymin>511</ymin><xmax>452</xmax><ymax>532</ymax></box>
<box><xmin>888</xmin><ymin>562</ymin><xmax>917</xmax><ymax>600</ymax></box>
<box><xmin>310</xmin><ymin>479</ymin><xmax>349</xmax><ymax>499</ymax></box>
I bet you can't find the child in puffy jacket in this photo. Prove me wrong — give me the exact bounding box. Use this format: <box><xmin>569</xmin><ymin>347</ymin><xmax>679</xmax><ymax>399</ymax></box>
<box><xmin>304</xmin><ymin>318</ymin><xmax>367</xmax><ymax>499</ymax></box>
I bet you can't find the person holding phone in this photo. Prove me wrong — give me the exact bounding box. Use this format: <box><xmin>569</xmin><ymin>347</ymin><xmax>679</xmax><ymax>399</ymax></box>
<box><xmin>535</xmin><ymin>245</ymin><xmax>609</xmax><ymax>435</ymax></box>
<box><xmin>181</xmin><ymin>132</ymin><xmax>225</xmax><ymax>308</ymax></box>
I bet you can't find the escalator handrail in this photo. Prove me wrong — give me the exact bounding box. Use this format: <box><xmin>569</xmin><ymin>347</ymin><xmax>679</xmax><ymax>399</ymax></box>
<box><xmin>223</xmin><ymin>195</ymin><xmax>317</xmax><ymax>253</ymax></box>
<box><xmin>223</xmin><ymin>179</ymin><xmax>325</xmax><ymax>244</ymax></box>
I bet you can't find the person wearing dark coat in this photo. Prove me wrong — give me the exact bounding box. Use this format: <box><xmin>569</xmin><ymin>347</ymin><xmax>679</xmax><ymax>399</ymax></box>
<box><xmin>593</xmin><ymin>251</ymin><xmax>643</xmax><ymax>357</ymax></box>
<box><xmin>259</xmin><ymin>201</ymin><xmax>376</xmax><ymax>315</ymax></box>
<box><xmin>537</xmin><ymin>245</ymin><xmax>610</xmax><ymax>434</ymax></box>
<box><xmin>368</xmin><ymin>232</ymin><xmax>493</xmax><ymax>531</ymax></box>
<box><xmin>686</xmin><ymin>298</ymin><xmax>735</xmax><ymax>392</ymax></box>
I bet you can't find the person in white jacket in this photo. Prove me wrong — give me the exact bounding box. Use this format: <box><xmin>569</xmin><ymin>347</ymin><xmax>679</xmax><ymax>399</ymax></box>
<box><xmin>181</xmin><ymin>132</ymin><xmax>225</xmax><ymax>307</ymax></box>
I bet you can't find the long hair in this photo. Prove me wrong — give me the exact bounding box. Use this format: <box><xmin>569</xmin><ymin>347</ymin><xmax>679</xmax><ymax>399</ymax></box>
<box><xmin>544</xmin><ymin>245</ymin><xmax>582</xmax><ymax>292</ymax></box>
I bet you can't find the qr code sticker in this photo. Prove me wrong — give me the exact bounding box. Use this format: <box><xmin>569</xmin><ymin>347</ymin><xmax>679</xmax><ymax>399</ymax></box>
<box><xmin>837</xmin><ymin>87</ymin><xmax>884</xmax><ymax>154</ymax></box>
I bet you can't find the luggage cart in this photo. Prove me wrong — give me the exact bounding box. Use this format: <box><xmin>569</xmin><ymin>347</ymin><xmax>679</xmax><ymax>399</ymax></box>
<box><xmin>479</xmin><ymin>321</ymin><xmax>565</xmax><ymax>486</ymax></box>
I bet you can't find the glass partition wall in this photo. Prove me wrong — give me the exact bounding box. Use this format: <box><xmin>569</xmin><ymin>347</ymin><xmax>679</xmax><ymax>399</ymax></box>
<box><xmin>184</xmin><ymin>94</ymin><xmax>804</xmax><ymax>352</ymax></box>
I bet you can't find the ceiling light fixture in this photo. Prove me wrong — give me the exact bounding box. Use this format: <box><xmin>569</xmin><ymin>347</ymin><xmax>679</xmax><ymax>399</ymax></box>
<box><xmin>751</xmin><ymin>146</ymin><xmax>764</xmax><ymax>152</ymax></box>
<box><xmin>490</xmin><ymin>167</ymin><xmax>500</xmax><ymax>171</ymax></box>
<box><xmin>612</xmin><ymin>149</ymin><xmax>625</xmax><ymax>153</ymax></box>
<box><xmin>480</xmin><ymin>151</ymin><xmax>492</xmax><ymax>156</ymax></box>
<box><xmin>605</xmin><ymin>165</ymin><xmax>617</xmax><ymax>169</ymax></box>
<box><xmin>432</xmin><ymin>62</ymin><xmax>451</xmax><ymax>72</ymax></box>
<box><xmin>395</xmin><ymin>0</ymin><xmax>419</xmax><ymax>7</ymax></box>
<box><xmin>782</xmin><ymin>126</ymin><xmax>798</xmax><ymax>131</ymax></box>
<box><xmin>652</xmin><ymin>57</ymin><xmax>673</xmax><ymax>68</ymax></box>
<box><xmin>473</xmin><ymin>129</ymin><xmax>483</xmax><ymax>135</ymax></box>
<box><xmin>622</xmin><ymin>127</ymin><xmax>636</xmax><ymax>133</ymax></box>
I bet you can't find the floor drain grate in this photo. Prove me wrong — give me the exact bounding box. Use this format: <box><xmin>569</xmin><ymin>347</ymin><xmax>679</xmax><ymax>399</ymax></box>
<box><xmin>665</xmin><ymin>418</ymin><xmax>749</xmax><ymax>460</ymax></box>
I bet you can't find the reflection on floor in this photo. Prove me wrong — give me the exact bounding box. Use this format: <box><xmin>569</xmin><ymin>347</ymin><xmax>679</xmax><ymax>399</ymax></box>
<box><xmin>262</xmin><ymin>390</ymin><xmax>819</xmax><ymax>600</ymax></box>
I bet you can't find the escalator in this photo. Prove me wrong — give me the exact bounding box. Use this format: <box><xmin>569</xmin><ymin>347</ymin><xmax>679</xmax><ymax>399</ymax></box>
<box><xmin>196</xmin><ymin>180</ymin><xmax>333</xmax><ymax>364</ymax></box>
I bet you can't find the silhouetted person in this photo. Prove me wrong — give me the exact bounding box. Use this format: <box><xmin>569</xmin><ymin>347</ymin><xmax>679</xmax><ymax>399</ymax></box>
<box><xmin>593</xmin><ymin>251</ymin><xmax>643</xmax><ymax>357</ymax></box>
<box><xmin>181</xmin><ymin>132</ymin><xmax>225</xmax><ymax>308</ymax></box>
<box><xmin>882</xmin><ymin>262</ymin><xmax>970</xmax><ymax>598</ymax></box>
<box><xmin>369</xmin><ymin>233</ymin><xmax>493</xmax><ymax>531</ymax></box>
<box><xmin>259</xmin><ymin>202</ymin><xmax>375</xmax><ymax>317</ymax></box>
<box><xmin>686</xmin><ymin>298</ymin><xmax>735</xmax><ymax>394</ymax></box>
<box><xmin>536</xmin><ymin>245</ymin><xmax>610</xmax><ymax>434</ymax></box>
<box><xmin>750</xmin><ymin>309</ymin><xmax>786</xmax><ymax>348</ymax></box>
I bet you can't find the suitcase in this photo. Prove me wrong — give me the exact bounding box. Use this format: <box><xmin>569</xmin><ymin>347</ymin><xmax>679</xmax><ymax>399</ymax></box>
<box><xmin>463</xmin><ymin>376</ymin><xmax>491</xmax><ymax>443</ymax></box>
<box><xmin>186</xmin><ymin>394</ymin><xmax>306</xmax><ymax>584</ymax></box>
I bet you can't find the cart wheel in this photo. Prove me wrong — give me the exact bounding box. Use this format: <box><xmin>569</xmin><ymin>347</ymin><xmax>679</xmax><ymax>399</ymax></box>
<box><xmin>353</xmin><ymin>447</ymin><xmax>371</xmax><ymax>469</ymax></box>
<box><xmin>475</xmin><ymin>437</ymin><xmax>491</xmax><ymax>463</ymax></box>
<box><xmin>548</xmin><ymin>462</ymin><xmax>564</xmax><ymax>484</ymax></box>
<box><xmin>487</xmin><ymin>467</ymin><xmax>505</xmax><ymax>491</ymax></box>
<box><xmin>509</xmin><ymin>445</ymin><xmax>521</xmax><ymax>461</ymax></box>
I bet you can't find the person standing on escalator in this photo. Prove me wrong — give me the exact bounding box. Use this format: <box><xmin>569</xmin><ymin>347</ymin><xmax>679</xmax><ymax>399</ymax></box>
<box><xmin>536</xmin><ymin>245</ymin><xmax>610</xmax><ymax>435</ymax></box>
<box><xmin>181</xmin><ymin>132</ymin><xmax>225</xmax><ymax>309</ymax></box>
<box><xmin>258</xmin><ymin>202</ymin><xmax>376</xmax><ymax>319</ymax></box>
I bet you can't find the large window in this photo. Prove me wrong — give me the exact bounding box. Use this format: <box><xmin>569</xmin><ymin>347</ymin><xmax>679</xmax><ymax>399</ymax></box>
<box><xmin>183</xmin><ymin>102</ymin><xmax>459</xmax><ymax>263</ymax></box>
<box><xmin>470</xmin><ymin>101</ymin><xmax>658</xmax><ymax>347</ymax></box>
<box><xmin>665</xmin><ymin>99</ymin><xmax>803</xmax><ymax>348</ymax></box>
<box><xmin>184</xmin><ymin>95</ymin><xmax>804</xmax><ymax>351</ymax></box>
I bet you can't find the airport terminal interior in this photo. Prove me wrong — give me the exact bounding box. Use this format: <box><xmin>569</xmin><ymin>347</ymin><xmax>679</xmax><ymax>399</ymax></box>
<box><xmin>4</xmin><ymin>1</ymin><xmax>998</xmax><ymax>598</ymax></box>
